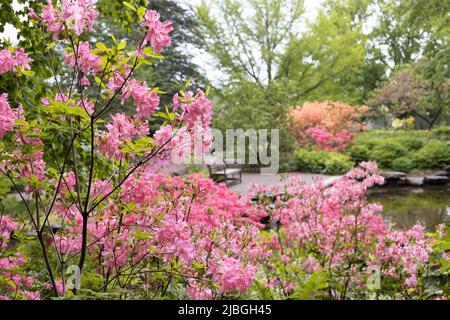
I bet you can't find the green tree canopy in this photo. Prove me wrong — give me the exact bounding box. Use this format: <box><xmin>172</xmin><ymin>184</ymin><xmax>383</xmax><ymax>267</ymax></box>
<box><xmin>196</xmin><ymin>0</ymin><xmax>304</xmax><ymax>86</ymax></box>
<box><xmin>277</xmin><ymin>3</ymin><xmax>367</xmax><ymax>104</ymax></box>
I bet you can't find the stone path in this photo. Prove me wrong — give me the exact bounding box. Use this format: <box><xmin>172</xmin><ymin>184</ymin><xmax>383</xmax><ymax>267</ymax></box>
<box><xmin>228</xmin><ymin>172</ymin><xmax>341</xmax><ymax>194</ymax></box>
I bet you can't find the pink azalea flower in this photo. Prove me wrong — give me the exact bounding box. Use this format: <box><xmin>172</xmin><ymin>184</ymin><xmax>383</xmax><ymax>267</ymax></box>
<box><xmin>64</xmin><ymin>41</ymin><xmax>102</xmax><ymax>74</ymax></box>
<box><xmin>177</xmin><ymin>89</ymin><xmax>213</xmax><ymax>130</ymax></box>
<box><xmin>0</xmin><ymin>47</ymin><xmax>31</xmax><ymax>74</ymax></box>
<box><xmin>42</xmin><ymin>1</ymin><xmax>64</xmax><ymax>40</ymax></box>
<box><xmin>92</xmin><ymin>179</ymin><xmax>113</xmax><ymax>198</ymax></box>
<box><xmin>61</xmin><ymin>0</ymin><xmax>98</xmax><ymax>36</ymax></box>
<box><xmin>81</xmin><ymin>75</ymin><xmax>90</xmax><ymax>86</ymax></box>
<box><xmin>142</xmin><ymin>10</ymin><xmax>173</xmax><ymax>53</ymax></box>
<box><xmin>0</xmin><ymin>93</ymin><xmax>16</xmax><ymax>139</ymax></box>
<box><xmin>97</xmin><ymin>113</ymin><xmax>149</xmax><ymax>159</ymax></box>
<box><xmin>122</xmin><ymin>80</ymin><xmax>160</xmax><ymax>118</ymax></box>
<box><xmin>40</xmin><ymin>0</ymin><xmax>98</xmax><ymax>39</ymax></box>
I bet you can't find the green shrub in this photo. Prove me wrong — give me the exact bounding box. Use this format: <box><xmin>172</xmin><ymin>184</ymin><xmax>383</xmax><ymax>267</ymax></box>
<box><xmin>413</xmin><ymin>140</ymin><xmax>450</xmax><ymax>169</ymax></box>
<box><xmin>293</xmin><ymin>129</ymin><xmax>449</xmax><ymax>172</ymax></box>
<box><xmin>391</xmin><ymin>157</ymin><xmax>415</xmax><ymax>172</ymax></box>
<box><xmin>354</xmin><ymin>130</ymin><xmax>428</xmax><ymax>148</ymax></box>
<box><xmin>294</xmin><ymin>149</ymin><xmax>326</xmax><ymax>172</ymax></box>
<box><xmin>294</xmin><ymin>149</ymin><xmax>354</xmax><ymax>174</ymax></box>
<box><xmin>431</xmin><ymin>125</ymin><xmax>450</xmax><ymax>141</ymax></box>
<box><xmin>349</xmin><ymin>144</ymin><xmax>370</xmax><ymax>163</ymax></box>
<box><xmin>369</xmin><ymin>141</ymin><xmax>409</xmax><ymax>168</ymax></box>
<box><xmin>323</xmin><ymin>153</ymin><xmax>355</xmax><ymax>175</ymax></box>
<box><xmin>396</xmin><ymin>137</ymin><xmax>425</xmax><ymax>150</ymax></box>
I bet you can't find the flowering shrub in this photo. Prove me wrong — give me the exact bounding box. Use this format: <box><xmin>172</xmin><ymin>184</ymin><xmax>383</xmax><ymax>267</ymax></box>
<box><xmin>251</xmin><ymin>162</ymin><xmax>443</xmax><ymax>299</ymax></box>
<box><xmin>289</xmin><ymin>101</ymin><xmax>367</xmax><ymax>151</ymax></box>
<box><xmin>47</xmin><ymin>169</ymin><xmax>266</xmax><ymax>299</ymax></box>
<box><xmin>0</xmin><ymin>215</ymin><xmax>41</xmax><ymax>300</ymax></box>
<box><xmin>0</xmin><ymin>1</ymin><xmax>217</xmax><ymax>299</ymax></box>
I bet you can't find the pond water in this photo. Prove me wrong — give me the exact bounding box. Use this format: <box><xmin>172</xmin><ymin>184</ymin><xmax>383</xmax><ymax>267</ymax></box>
<box><xmin>368</xmin><ymin>187</ymin><xmax>450</xmax><ymax>231</ymax></box>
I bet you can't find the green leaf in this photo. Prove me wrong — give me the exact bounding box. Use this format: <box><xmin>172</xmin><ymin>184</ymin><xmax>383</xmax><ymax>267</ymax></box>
<box><xmin>133</xmin><ymin>230</ymin><xmax>152</xmax><ymax>240</ymax></box>
<box><xmin>135</xmin><ymin>137</ymin><xmax>153</xmax><ymax>147</ymax></box>
<box><xmin>94</xmin><ymin>76</ymin><xmax>102</xmax><ymax>84</ymax></box>
<box><xmin>183</xmin><ymin>77</ymin><xmax>192</xmax><ymax>89</ymax></box>
<box><xmin>290</xmin><ymin>269</ymin><xmax>329</xmax><ymax>300</ymax></box>
<box><xmin>117</xmin><ymin>41</ymin><xmax>127</xmax><ymax>50</ymax></box>
<box><xmin>137</xmin><ymin>7</ymin><xmax>146</xmax><ymax>19</ymax></box>
<box><xmin>123</xmin><ymin>1</ymin><xmax>137</xmax><ymax>12</ymax></box>
<box><xmin>21</xmin><ymin>70</ymin><xmax>35</xmax><ymax>77</ymax></box>
<box><xmin>120</xmin><ymin>147</ymin><xmax>135</xmax><ymax>153</ymax></box>
<box><xmin>47</xmin><ymin>41</ymin><xmax>56</xmax><ymax>49</ymax></box>
<box><xmin>154</xmin><ymin>112</ymin><xmax>169</xmax><ymax>119</ymax></box>
<box><xmin>254</xmin><ymin>280</ymin><xmax>274</xmax><ymax>300</ymax></box>
<box><xmin>95</xmin><ymin>42</ymin><xmax>108</xmax><ymax>52</ymax></box>
<box><xmin>40</xmin><ymin>101</ymin><xmax>90</xmax><ymax>120</ymax></box>
<box><xmin>15</xmin><ymin>119</ymin><xmax>29</xmax><ymax>127</ymax></box>
<box><xmin>142</xmin><ymin>47</ymin><xmax>164</xmax><ymax>59</ymax></box>
<box><xmin>192</xmin><ymin>261</ymin><xmax>205</xmax><ymax>270</ymax></box>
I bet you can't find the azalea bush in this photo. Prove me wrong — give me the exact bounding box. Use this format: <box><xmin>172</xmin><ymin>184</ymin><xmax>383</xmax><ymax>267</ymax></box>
<box><xmin>289</xmin><ymin>101</ymin><xmax>368</xmax><ymax>152</ymax></box>
<box><xmin>0</xmin><ymin>0</ymin><xmax>227</xmax><ymax>299</ymax></box>
<box><xmin>250</xmin><ymin>162</ymin><xmax>449</xmax><ymax>300</ymax></box>
<box><xmin>47</xmin><ymin>171</ymin><xmax>266</xmax><ymax>299</ymax></box>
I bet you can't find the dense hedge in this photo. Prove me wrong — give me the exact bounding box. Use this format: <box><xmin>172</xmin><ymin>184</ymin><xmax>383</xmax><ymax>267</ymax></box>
<box><xmin>285</xmin><ymin>127</ymin><xmax>450</xmax><ymax>174</ymax></box>
<box><xmin>290</xmin><ymin>149</ymin><xmax>355</xmax><ymax>175</ymax></box>
<box><xmin>349</xmin><ymin>127</ymin><xmax>450</xmax><ymax>172</ymax></box>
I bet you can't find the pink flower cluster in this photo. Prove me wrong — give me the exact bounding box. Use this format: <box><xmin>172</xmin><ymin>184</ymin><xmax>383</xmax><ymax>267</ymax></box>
<box><xmin>97</xmin><ymin>113</ymin><xmax>149</xmax><ymax>159</ymax></box>
<box><xmin>0</xmin><ymin>254</ymin><xmax>40</xmax><ymax>300</ymax></box>
<box><xmin>151</xmin><ymin>125</ymin><xmax>199</xmax><ymax>162</ymax></box>
<box><xmin>0</xmin><ymin>215</ymin><xmax>17</xmax><ymax>249</ymax></box>
<box><xmin>106</xmin><ymin>68</ymin><xmax>161</xmax><ymax>119</ymax></box>
<box><xmin>145</xmin><ymin>90</ymin><xmax>214</xmax><ymax>161</ymax></box>
<box><xmin>255</xmin><ymin>162</ymin><xmax>434</xmax><ymax>298</ymax></box>
<box><xmin>51</xmin><ymin>169</ymin><xmax>265</xmax><ymax>299</ymax></box>
<box><xmin>142</xmin><ymin>10</ymin><xmax>173</xmax><ymax>53</ymax></box>
<box><xmin>0</xmin><ymin>94</ymin><xmax>17</xmax><ymax>139</ymax></box>
<box><xmin>0</xmin><ymin>47</ymin><xmax>31</xmax><ymax>74</ymax></box>
<box><xmin>376</xmin><ymin>225</ymin><xmax>433</xmax><ymax>288</ymax></box>
<box><xmin>0</xmin><ymin>216</ymin><xmax>40</xmax><ymax>300</ymax></box>
<box><xmin>0</xmin><ymin>109</ymin><xmax>47</xmax><ymax>193</ymax></box>
<box><xmin>64</xmin><ymin>41</ymin><xmax>102</xmax><ymax>86</ymax></box>
<box><xmin>13</xmin><ymin>143</ymin><xmax>46</xmax><ymax>194</ymax></box>
<box><xmin>97</xmin><ymin>86</ymin><xmax>213</xmax><ymax>163</ymax></box>
<box><xmin>216</xmin><ymin>256</ymin><xmax>257</xmax><ymax>294</ymax></box>
<box><xmin>305</xmin><ymin>127</ymin><xmax>352</xmax><ymax>152</ymax></box>
<box><xmin>175</xmin><ymin>90</ymin><xmax>213</xmax><ymax>130</ymax></box>
<box><xmin>38</xmin><ymin>0</ymin><xmax>98</xmax><ymax>39</ymax></box>
<box><xmin>121</xmin><ymin>80</ymin><xmax>160</xmax><ymax>118</ymax></box>
<box><xmin>290</xmin><ymin>101</ymin><xmax>367</xmax><ymax>151</ymax></box>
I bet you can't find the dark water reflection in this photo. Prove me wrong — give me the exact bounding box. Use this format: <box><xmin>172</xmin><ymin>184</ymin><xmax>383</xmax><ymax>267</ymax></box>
<box><xmin>368</xmin><ymin>187</ymin><xmax>450</xmax><ymax>231</ymax></box>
